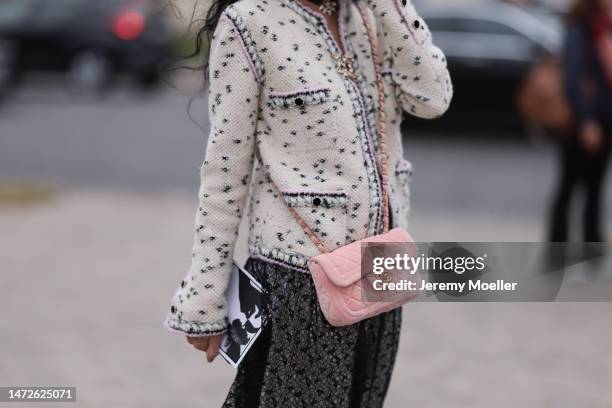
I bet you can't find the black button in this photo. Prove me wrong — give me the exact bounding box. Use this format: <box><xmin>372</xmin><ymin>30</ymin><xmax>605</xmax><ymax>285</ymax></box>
<box><xmin>413</xmin><ymin>20</ymin><xmax>420</xmax><ymax>29</ymax></box>
<box><xmin>312</xmin><ymin>197</ymin><xmax>322</xmax><ymax>206</ymax></box>
<box><xmin>402</xmin><ymin>0</ymin><xmax>407</xmax><ymax>5</ymax></box>
<box><xmin>295</xmin><ymin>97</ymin><xmax>304</xmax><ymax>106</ymax></box>
<box><xmin>170</xmin><ymin>305</ymin><xmax>177</xmax><ymax>314</ymax></box>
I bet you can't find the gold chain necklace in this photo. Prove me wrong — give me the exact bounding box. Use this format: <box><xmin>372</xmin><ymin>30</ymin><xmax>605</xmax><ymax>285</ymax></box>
<box><xmin>319</xmin><ymin>0</ymin><xmax>337</xmax><ymax>16</ymax></box>
<box><xmin>310</xmin><ymin>0</ymin><xmax>353</xmax><ymax>79</ymax></box>
<box><xmin>333</xmin><ymin>53</ymin><xmax>357</xmax><ymax>80</ymax></box>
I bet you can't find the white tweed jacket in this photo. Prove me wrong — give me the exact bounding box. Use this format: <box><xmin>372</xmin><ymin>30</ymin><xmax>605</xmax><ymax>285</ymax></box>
<box><xmin>166</xmin><ymin>0</ymin><xmax>452</xmax><ymax>336</ymax></box>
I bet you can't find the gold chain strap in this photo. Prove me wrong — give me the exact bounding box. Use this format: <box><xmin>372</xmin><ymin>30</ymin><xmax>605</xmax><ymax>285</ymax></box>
<box><xmin>356</xmin><ymin>1</ymin><xmax>390</xmax><ymax>233</ymax></box>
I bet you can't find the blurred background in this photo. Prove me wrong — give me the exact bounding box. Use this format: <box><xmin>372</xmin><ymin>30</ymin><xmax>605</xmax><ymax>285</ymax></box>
<box><xmin>1</xmin><ymin>0</ymin><xmax>611</xmax><ymax>407</ymax></box>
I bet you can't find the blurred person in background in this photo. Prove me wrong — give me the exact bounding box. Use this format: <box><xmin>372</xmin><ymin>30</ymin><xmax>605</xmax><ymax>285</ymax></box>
<box><xmin>164</xmin><ymin>0</ymin><xmax>451</xmax><ymax>406</ymax></box>
<box><xmin>549</xmin><ymin>0</ymin><xmax>612</xmax><ymax>242</ymax></box>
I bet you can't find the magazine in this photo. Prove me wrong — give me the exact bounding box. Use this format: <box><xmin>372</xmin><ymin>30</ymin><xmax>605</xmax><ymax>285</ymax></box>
<box><xmin>219</xmin><ymin>262</ymin><xmax>267</xmax><ymax>368</ymax></box>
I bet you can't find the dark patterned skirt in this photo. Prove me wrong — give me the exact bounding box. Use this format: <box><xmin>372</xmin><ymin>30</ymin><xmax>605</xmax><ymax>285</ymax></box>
<box><xmin>222</xmin><ymin>258</ymin><xmax>402</xmax><ymax>408</ymax></box>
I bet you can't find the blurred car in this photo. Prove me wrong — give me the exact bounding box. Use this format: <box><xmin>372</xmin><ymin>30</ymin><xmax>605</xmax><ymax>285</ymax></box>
<box><xmin>409</xmin><ymin>0</ymin><xmax>563</xmax><ymax>132</ymax></box>
<box><xmin>0</xmin><ymin>38</ymin><xmax>14</xmax><ymax>97</ymax></box>
<box><xmin>0</xmin><ymin>0</ymin><xmax>173</xmax><ymax>95</ymax></box>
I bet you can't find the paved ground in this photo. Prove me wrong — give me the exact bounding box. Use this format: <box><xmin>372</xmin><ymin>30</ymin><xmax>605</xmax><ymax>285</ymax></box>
<box><xmin>1</xmin><ymin>83</ymin><xmax>611</xmax><ymax>407</ymax></box>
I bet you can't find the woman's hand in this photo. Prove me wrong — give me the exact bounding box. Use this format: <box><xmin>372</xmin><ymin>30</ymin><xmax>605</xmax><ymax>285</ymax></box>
<box><xmin>580</xmin><ymin>120</ymin><xmax>604</xmax><ymax>154</ymax></box>
<box><xmin>187</xmin><ymin>334</ymin><xmax>224</xmax><ymax>362</ymax></box>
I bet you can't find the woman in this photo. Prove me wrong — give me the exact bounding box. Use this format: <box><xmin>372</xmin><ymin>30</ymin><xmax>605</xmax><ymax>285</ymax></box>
<box><xmin>166</xmin><ymin>0</ymin><xmax>451</xmax><ymax>406</ymax></box>
<box><xmin>550</xmin><ymin>0</ymin><xmax>612</xmax><ymax>242</ymax></box>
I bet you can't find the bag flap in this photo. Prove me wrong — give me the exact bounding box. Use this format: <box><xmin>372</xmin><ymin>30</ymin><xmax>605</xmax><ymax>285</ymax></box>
<box><xmin>310</xmin><ymin>228</ymin><xmax>414</xmax><ymax>288</ymax></box>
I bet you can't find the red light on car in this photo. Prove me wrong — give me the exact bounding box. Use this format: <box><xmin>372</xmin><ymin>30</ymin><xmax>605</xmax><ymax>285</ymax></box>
<box><xmin>113</xmin><ymin>11</ymin><xmax>146</xmax><ymax>41</ymax></box>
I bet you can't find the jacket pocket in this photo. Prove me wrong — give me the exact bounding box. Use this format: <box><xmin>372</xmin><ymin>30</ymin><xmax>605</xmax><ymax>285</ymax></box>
<box><xmin>264</xmin><ymin>190</ymin><xmax>349</xmax><ymax>250</ymax></box>
<box><xmin>285</xmin><ymin>190</ymin><xmax>349</xmax><ymax>249</ymax></box>
<box><xmin>268</xmin><ymin>87</ymin><xmax>331</xmax><ymax>109</ymax></box>
<box><xmin>267</xmin><ymin>86</ymin><xmax>336</xmax><ymax>152</ymax></box>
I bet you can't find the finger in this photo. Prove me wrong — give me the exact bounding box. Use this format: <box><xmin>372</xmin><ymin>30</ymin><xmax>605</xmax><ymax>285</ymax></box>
<box><xmin>190</xmin><ymin>337</ymin><xmax>210</xmax><ymax>352</ymax></box>
<box><xmin>206</xmin><ymin>336</ymin><xmax>223</xmax><ymax>362</ymax></box>
<box><xmin>186</xmin><ymin>336</ymin><xmax>207</xmax><ymax>347</ymax></box>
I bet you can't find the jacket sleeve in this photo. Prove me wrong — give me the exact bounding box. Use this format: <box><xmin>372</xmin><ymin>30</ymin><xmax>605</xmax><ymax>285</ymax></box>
<box><xmin>165</xmin><ymin>14</ymin><xmax>260</xmax><ymax>336</ymax></box>
<box><xmin>563</xmin><ymin>23</ymin><xmax>595</xmax><ymax>124</ymax></box>
<box><xmin>367</xmin><ymin>0</ymin><xmax>453</xmax><ymax>119</ymax></box>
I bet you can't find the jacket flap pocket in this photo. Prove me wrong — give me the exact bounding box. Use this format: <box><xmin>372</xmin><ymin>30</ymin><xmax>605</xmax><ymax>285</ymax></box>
<box><xmin>282</xmin><ymin>190</ymin><xmax>347</xmax><ymax>208</ymax></box>
<box><xmin>269</xmin><ymin>87</ymin><xmax>331</xmax><ymax>109</ymax></box>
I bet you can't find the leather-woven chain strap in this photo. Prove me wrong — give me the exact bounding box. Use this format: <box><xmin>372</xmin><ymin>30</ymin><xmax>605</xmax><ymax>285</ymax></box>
<box><xmin>270</xmin><ymin>2</ymin><xmax>390</xmax><ymax>254</ymax></box>
<box><xmin>356</xmin><ymin>1</ymin><xmax>390</xmax><ymax>234</ymax></box>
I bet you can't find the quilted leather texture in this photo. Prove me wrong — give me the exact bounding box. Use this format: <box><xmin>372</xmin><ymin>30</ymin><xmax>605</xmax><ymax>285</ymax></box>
<box><xmin>309</xmin><ymin>228</ymin><xmax>418</xmax><ymax>326</ymax></box>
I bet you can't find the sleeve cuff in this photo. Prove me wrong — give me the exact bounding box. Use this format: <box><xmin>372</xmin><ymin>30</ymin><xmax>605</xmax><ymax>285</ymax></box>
<box><xmin>165</xmin><ymin>316</ymin><xmax>228</xmax><ymax>337</ymax></box>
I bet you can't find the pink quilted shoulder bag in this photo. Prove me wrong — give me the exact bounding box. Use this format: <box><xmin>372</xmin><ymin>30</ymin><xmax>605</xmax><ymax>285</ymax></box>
<box><xmin>273</xmin><ymin>4</ymin><xmax>417</xmax><ymax>326</ymax></box>
<box><xmin>309</xmin><ymin>228</ymin><xmax>416</xmax><ymax>326</ymax></box>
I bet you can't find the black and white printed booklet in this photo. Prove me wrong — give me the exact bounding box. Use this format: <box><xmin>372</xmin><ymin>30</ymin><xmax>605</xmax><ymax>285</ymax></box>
<box><xmin>219</xmin><ymin>261</ymin><xmax>267</xmax><ymax>368</ymax></box>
